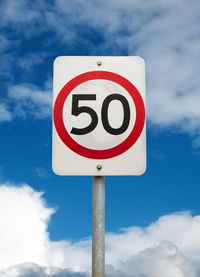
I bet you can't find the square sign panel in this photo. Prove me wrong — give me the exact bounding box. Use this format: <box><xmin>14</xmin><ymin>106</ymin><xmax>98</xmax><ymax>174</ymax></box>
<box><xmin>52</xmin><ymin>56</ymin><xmax>146</xmax><ymax>176</ymax></box>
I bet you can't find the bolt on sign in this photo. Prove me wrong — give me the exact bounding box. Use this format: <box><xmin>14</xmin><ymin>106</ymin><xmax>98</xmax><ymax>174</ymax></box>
<box><xmin>52</xmin><ymin>56</ymin><xmax>146</xmax><ymax>175</ymax></box>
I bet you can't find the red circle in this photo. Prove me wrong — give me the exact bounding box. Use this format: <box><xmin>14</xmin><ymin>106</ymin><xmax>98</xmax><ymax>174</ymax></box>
<box><xmin>53</xmin><ymin>71</ymin><xmax>145</xmax><ymax>159</ymax></box>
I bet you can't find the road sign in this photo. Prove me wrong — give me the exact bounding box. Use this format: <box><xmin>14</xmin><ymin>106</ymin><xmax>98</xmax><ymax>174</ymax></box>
<box><xmin>52</xmin><ymin>56</ymin><xmax>146</xmax><ymax>175</ymax></box>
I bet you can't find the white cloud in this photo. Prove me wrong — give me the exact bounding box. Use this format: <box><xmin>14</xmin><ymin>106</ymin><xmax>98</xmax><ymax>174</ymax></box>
<box><xmin>0</xmin><ymin>184</ymin><xmax>52</xmax><ymax>270</ymax></box>
<box><xmin>0</xmin><ymin>53</ymin><xmax>15</xmax><ymax>80</ymax></box>
<box><xmin>106</xmin><ymin>241</ymin><xmax>186</xmax><ymax>277</ymax></box>
<box><xmin>0</xmin><ymin>263</ymin><xmax>88</xmax><ymax>277</ymax></box>
<box><xmin>8</xmin><ymin>83</ymin><xmax>52</xmax><ymax>119</ymax></box>
<box><xmin>0</xmin><ymin>34</ymin><xmax>11</xmax><ymax>51</ymax></box>
<box><xmin>0</xmin><ymin>183</ymin><xmax>90</xmax><ymax>274</ymax></box>
<box><xmin>0</xmin><ymin>103</ymin><xmax>12</xmax><ymax>122</ymax></box>
<box><xmin>1</xmin><ymin>0</ymin><xmax>41</xmax><ymax>25</ymax></box>
<box><xmin>18</xmin><ymin>53</ymin><xmax>50</xmax><ymax>71</ymax></box>
<box><xmin>1</xmin><ymin>183</ymin><xmax>200</xmax><ymax>276</ymax></box>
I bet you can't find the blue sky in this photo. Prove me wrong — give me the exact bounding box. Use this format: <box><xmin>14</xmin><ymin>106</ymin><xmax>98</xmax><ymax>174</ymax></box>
<box><xmin>1</xmin><ymin>0</ymin><xmax>200</xmax><ymax>276</ymax></box>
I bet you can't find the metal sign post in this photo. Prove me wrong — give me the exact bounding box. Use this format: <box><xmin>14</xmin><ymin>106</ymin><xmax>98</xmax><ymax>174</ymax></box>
<box><xmin>92</xmin><ymin>176</ymin><xmax>105</xmax><ymax>277</ymax></box>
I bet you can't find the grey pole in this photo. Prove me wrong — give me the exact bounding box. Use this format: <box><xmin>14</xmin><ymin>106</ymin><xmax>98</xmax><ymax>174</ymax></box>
<box><xmin>92</xmin><ymin>176</ymin><xmax>105</xmax><ymax>277</ymax></box>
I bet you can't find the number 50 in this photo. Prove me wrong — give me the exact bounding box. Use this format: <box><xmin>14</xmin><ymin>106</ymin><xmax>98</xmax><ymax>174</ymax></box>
<box><xmin>71</xmin><ymin>94</ymin><xmax>131</xmax><ymax>135</ymax></box>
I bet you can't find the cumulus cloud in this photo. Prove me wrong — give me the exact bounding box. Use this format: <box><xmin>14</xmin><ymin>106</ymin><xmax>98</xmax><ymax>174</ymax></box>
<box><xmin>1</xmin><ymin>183</ymin><xmax>200</xmax><ymax>276</ymax></box>
<box><xmin>18</xmin><ymin>53</ymin><xmax>51</xmax><ymax>71</ymax></box>
<box><xmin>8</xmin><ymin>82</ymin><xmax>52</xmax><ymax>119</ymax></box>
<box><xmin>0</xmin><ymin>0</ymin><xmax>42</xmax><ymax>27</ymax></box>
<box><xmin>0</xmin><ymin>103</ymin><xmax>12</xmax><ymax>122</ymax></box>
<box><xmin>0</xmin><ymin>34</ymin><xmax>11</xmax><ymax>51</ymax></box>
<box><xmin>0</xmin><ymin>263</ymin><xmax>88</xmax><ymax>277</ymax></box>
<box><xmin>106</xmin><ymin>241</ymin><xmax>186</xmax><ymax>277</ymax></box>
<box><xmin>0</xmin><ymin>183</ymin><xmax>90</xmax><ymax>274</ymax></box>
<box><xmin>0</xmin><ymin>184</ymin><xmax>54</xmax><ymax>270</ymax></box>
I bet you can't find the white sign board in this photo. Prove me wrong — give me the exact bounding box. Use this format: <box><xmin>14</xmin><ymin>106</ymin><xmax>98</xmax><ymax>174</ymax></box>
<box><xmin>52</xmin><ymin>56</ymin><xmax>146</xmax><ymax>175</ymax></box>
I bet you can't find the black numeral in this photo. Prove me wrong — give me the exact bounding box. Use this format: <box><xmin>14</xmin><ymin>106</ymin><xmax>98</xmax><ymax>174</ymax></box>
<box><xmin>71</xmin><ymin>94</ymin><xmax>98</xmax><ymax>135</ymax></box>
<box><xmin>101</xmin><ymin>94</ymin><xmax>130</xmax><ymax>135</ymax></box>
<box><xmin>71</xmin><ymin>94</ymin><xmax>130</xmax><ymax>135</ymax></box>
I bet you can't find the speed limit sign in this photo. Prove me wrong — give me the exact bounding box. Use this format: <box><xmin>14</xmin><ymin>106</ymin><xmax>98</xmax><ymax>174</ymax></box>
<box><xmin>52</xmin><ymin>56</ymin><xmax>146</xmax><ymax>175</ymax></box>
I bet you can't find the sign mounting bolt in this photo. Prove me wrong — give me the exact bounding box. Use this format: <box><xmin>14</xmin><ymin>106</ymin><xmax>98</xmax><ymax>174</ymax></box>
<box><xmin>97</xmin><ymin>165</ymin><xmax>102</xmax><ymax>170</ymax></box>
<box><xmin>97</xmin><ymin>61</ymin><xmax>102</xmax><ymax>66</ymax></box>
